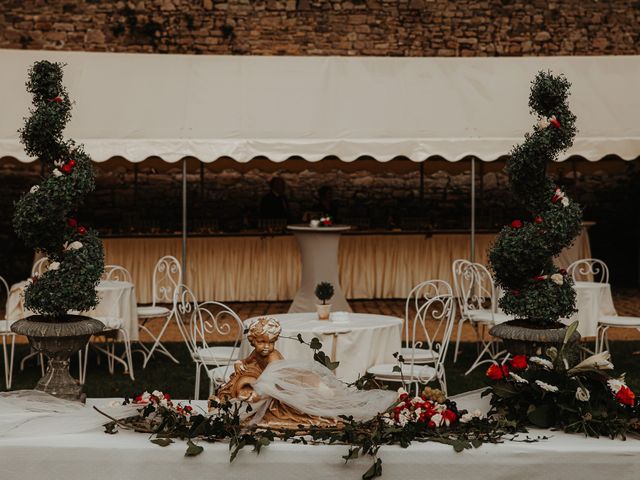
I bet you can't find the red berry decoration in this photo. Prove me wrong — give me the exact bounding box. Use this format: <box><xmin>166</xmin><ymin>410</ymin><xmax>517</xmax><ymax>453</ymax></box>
<box><xmin>534</xmin><ymin>216</ymin><xmax>543</xmax><ymax>224</ymax></box>
<box><xmin>549</xmin><ymin>115</ymin><xmax>561</xmax><ymax>129</ymax></box>
<box><xmin>77</xmin><ymin>226</ymin><xmax>87</xmax><ymax>235</ymax></box>
<box><xmin>511</xmin><ymin>219</ymin><xmax>523</xmax><ymax>229</ymax></box>
<box><xmin>67</xmin><ymin>218</ymin><xmax>78</xmax><ymax>227</ymax></box>
<box><xmin>61</xmin><ymin>163</ymin><xmax>73</xmax><ymax>174</ymax></box>
<box><xmin>68</xmin><ymin>159</ymin><xmax>76</xmax><ymax>167</ymax></box>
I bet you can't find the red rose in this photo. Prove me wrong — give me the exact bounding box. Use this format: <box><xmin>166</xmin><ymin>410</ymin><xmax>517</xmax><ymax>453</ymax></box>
<box><xmin>61</xmin><ymin>163</ymin><xmax>73</xmax><ymax>174</ymax></box>
<box><xmin>559</xmin><ymin>269</ymin><xmax>567</xmax><ymax>275</ymax></box>
<box><xmin>615</xmin><ymin>386</ymin><xmax>635</xmax><ymax>406</ymax></box>
<box><xmin>442</xmin><ymin>409</ymin><xmax>458</xmax><ymax>425</ymax></box>
<box><xmin>510</xmin><ymin>355</ymin><xmax>528</xmax><ymax>371</ymax></box>
<box><xmin>399</xmin><ymin>392</ymin><xmax>408</xmax><ymax>401</ymax></box>
<box><xmin>68</xmin><ymin>159</ymin><xmax>76</xmax><ymax>167</ymax></box>
<box><xmin>427</xmin><ymin>420</ymin><xmax>436</xmax><ymax>428</ymax></box>
<box><xmin>77</xmin><ymin>226</ymin><xmax>87</xmax><ymax>235</ymax></box>
<box><xmin>486</xmin><ymin>363</ymin><xmax>509</xmax><ymax>380</ymax></box>
<box><xmin>511</xmin><ymin>219</ymin><xmax>523</xmax><ymax>229</ymax></box>
<box><xmin>549</xmin><ymin>116</ymin><xmax>561</xmax><ymax>129</ymax></box>
<box><xmin>67</xmin><ymin>218</ymin><xmax>78</xmax><ymax>227</ymax></box>
<box><xmin>163</xmin><ymin>393</ymin><xmax>171</xmax><ymax>400</ymax></box>
<box><xmin>551</xmin><ymin>194</ymin><xmax>561</xmax><ymax>204</ymax></box>
<box><xmin>534</xmin><ymin>216</ymin><xmax>543</xmax><ymax>224</ymax></box>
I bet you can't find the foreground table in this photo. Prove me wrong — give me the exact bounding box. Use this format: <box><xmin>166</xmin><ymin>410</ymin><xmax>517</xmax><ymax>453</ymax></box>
<box><xmin>0</xmin><ymin>397</ymin><xmax>638</xmax><ymax>480</ymax></box>
<box><xmin>241</xmin><ymin>312</ymin><xmax>402</xmax><ymax>382</ymax></box>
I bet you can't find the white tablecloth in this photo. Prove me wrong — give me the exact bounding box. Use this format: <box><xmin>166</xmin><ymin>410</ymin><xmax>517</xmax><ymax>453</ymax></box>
<box><xmin>0</xmin><ymin>393</ymin><xmax>638</xmax><ymax>480</ymax></box>
<box><xmin>570</xmin><ymin>282</ymin><xmax>617</xmax><ymax>338</ymax></box>
<box><xmin>240</xmin><ymin>312</ymin><xmax>402</xmax><ymax>383</ymax></box>
<box><xmin>6</xmin><ymin>280</ymin><xmax>139</xmax><ymax>341</ymax></box>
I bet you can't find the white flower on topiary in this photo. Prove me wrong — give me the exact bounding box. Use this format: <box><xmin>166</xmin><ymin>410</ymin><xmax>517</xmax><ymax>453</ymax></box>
<box><xmin>52</xmin><ymin>168</ymin><xmax>63</xmax><ymax>177</ymax></box>
<box><xmin>550</xmin><ymin>273</ymin><xmax>564</xmax><ymax>285</ymax></box>
<box><xmin>575</xmin><ymin>387</ymin><xmax>590</xmax><ymax>402</ymax></box>
<box><xmin>48</xmin><ymin>261</ymin><xmax>61</xmax><ymax>271</ymax></box>
<box><xmin>535</xmin><ymin>380</ymin><xmax>559</xmax><ymax>392</ymax></box>
<box><xmin>64</xmin><ymin>241</ymin><xmax>83</xmax><ymax>251</ymax></box>
<box><xmin>30</xmin><ymin>185</ymin><xmax>39</xmax><ymax>193</ymax></box>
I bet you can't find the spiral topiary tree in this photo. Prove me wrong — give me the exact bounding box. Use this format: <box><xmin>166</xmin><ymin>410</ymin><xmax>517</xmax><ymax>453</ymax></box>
<box><xmin>13</xmin><ymin>61</ymin><xmax>104</xmax><ymax>319</ymax></box>
<box><xmin>489</xmin><ymin>71</ymin><xmax>582</xmax><ymax>327</ymax></box>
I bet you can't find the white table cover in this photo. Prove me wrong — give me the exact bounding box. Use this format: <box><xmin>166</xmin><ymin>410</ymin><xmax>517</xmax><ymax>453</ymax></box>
<box><xmin>7</xmin><ymin>280</ymin><xmax>139</xmax><ymax>341</ymax></box>
<box><xmin>570</xmin><ymin>281</ymin><xmax>617</xmax><ymax>338</ymax></box>
<box><xmin>240</xmin><ymin>312</ymin><xmax>402</xmax><ymax>383</ymax></box>
<box><xmin>0</xmin><ymin>392</ymin><xmax>639</xmax><ymax>480</ymax></box>
<box><xmin>287</xmin><ymin>225</ymin><xmax>351</xmax><ymax>313</ymax></box>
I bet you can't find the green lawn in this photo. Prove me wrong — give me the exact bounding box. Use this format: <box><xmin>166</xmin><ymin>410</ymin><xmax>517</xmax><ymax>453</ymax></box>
<box><xmin>3</xmin><ymin>341</ymin><xmax>639</xmax><ymax>399</ymax></box>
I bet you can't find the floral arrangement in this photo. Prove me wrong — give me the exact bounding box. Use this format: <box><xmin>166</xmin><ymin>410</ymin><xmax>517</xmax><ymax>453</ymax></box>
<box><xmin>13</xmin><ymin>61</ymin><xmax>104</xmax><ymax>318</ymax></box>
<box><xmin>484</xmin><ymin>325</ymin><xmax>639</xmax><ymax>438</ymax></box>
<box><xmin>489</xmin><ymin>71</ymin><xmax>582</xmax><ymax>326</ymax></box>
<box><xmin>319</xmin><ymin>216</ymin><xmax>333</xmax><ymax>226</ymax></box>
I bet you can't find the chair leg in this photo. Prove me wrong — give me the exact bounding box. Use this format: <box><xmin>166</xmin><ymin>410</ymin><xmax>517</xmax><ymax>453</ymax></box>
<box><xmin>2</xmin><ymin>335</ymin><xmax>16</xmax><ymax>390</ymax></box>
<box><xmin>120</xmin><ymin>328</ymin><xmax>135</xmax><ymax>381</ymax></box>
<box><xmin>453</xmin><ymin>317</ymin><xmax>467</xmax><ymax>363</ymax></box>
<box><xmin>39</xmin><ymin>353</ymin><xmax>45</xmax><ymax>376</ymax></box>
<box><xmin>194</xmin><ymin>364</ymin><xmax>201</xmax><ymax>401</ymax></box>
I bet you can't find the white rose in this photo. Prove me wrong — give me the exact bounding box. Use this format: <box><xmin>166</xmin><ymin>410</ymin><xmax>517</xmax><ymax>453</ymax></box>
<box><xmin>535</xmin><ymin>380</ymin><xmax>559</xmax><ymax>393</ymax></box>
<box><xmin>53</xmin><ymin>168</ymin><xmax>63</xmax><ymax>177</ymax></box>
<box><xmin>459</xmin><ymin>413</ymin><xmax>474</xmax><ymax>423</ymax></box>
<box><xmin>561</xmin><ymin>197</ymin><xmax>570</xmax><ymax>207</ymax></box>
<box><xmin>550</xmin><ymin>273</ymin><xmax>564</xmax><ymax>285</ymax></box>
<box><xmin>30</xmin><ymin>185</ymin><xmax>40</xmax><ymax>194</ymax></box>
<box><xmin>575</xmin><ymin>387</ymin><xmax>590</xmax><ymax>402</ymax></box>
<box><xmin>537</xmin><ymin>118</ymin><xmax>550</xmax><ymax>129</ymax></box>
<box><xmin>397</xmin><ymin>387</ymin><xmax>408</xmax><ymax>397</ymax></box>
<box><xmin>472</xmin><ymin>409</ymin><xmax>484</xmax><ymax>419</ymax></box>
<box><xmin>48</xmin><ymin>261</ymin><xmax>61</xmax><ymax>271</ymax></box>
<box><xmin>54</xmin><ymin>160</ymin><xmax>65</xmax><ymax>168</ymax></box>
<box><xmin>430</xmin><ymin>413</ymin><xmax>444</xmax><ymax>427</ymax></box>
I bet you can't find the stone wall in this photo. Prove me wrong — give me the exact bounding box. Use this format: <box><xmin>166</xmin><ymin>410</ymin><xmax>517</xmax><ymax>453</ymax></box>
<box><xmin>1</xmin><ymin>0</ymin><xmax>638</xmax><ymax>56</ymax></box>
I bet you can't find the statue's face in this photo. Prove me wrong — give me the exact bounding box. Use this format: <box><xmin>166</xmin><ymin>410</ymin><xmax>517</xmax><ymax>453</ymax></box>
<box><xmin>251</xmin><ymin>333</ymin><xmax>275</xmax><ymax>357</ymax></box>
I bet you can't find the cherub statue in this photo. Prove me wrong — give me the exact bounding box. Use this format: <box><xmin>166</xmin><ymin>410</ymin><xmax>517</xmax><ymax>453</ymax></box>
<box><xmin>212</xmin><ymin>316</ymin><xmax>395</xmax><ymax>429</ymax></box>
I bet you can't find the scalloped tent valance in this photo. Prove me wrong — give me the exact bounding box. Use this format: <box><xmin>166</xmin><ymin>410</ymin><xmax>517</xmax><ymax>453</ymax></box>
<box><xmin>0</xmin><ymin>50</ymin><xmax>638</xmax><ymax>163</ymax></box>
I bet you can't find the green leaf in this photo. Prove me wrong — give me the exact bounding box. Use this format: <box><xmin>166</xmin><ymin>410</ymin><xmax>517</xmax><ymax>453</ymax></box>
<box><xmin>342</xmin><ymin>447</ymin><xmax>360</xmax><ymax>463</ymax></box>
<box><xmin>297</xmin><ymin>333</ymin><xmax>304</xmax><ymax>343</ymax></box>
<box><xmin>527</xmin><ymin>404</ymin><xmax>555</xmax><ymax>428</ymax></box>
<box><xmin>185</xmin><ymin>439</ymin><xmax>204</xmax><ymax>457</ymax></box>
<box><xmin>151</xmin><ymin>438</ymin><xmax>174</xmax><ymax>447</ymax></box>
<box><xmin>309</xmin><ymin>337</ymin><xmax>323</xmax><ymax>350</ymax></box>
<box><xmin>362</xmin><ymin>458</ymin><xmax>382</xmax><ymax>480</ymax></box>
<box><xmin>392</xmin><ymin>365</ymin><xmax>401</xmax><ymax>373</ymax></box>
<box><xmin>563</xmin><ymin>321</ymin><xmax>579</xmax><ymax>345</ymax></box>
<box><xmin>492</xmin><ymin>383</ymin><xmax>519</xmax><ymax>399</ymax></box>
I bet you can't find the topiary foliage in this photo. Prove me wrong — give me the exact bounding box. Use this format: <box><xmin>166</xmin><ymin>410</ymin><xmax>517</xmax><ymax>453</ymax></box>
<box><xmin>13</xmin><ymin>61</ymin><xmax>104</xmax><ymax>318</ymax></box>
<box><xmin>488</xmin><ymin>71</ymin><xmax>582</xmax><ymax>326</ymax></box>
<box><xmin>315</xmin><ymin>282</ymin><xmax>335</xmax><ymax>305</ymax></box>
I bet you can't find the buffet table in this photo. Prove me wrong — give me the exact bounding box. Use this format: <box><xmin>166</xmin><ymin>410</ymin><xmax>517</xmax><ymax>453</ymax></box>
<box><xmin>0</xmin><ymin>392</ymin><xmax>637</xmax><ymax>480</ymax></box>
<box><xmin>100</xmin><ymin>229</ymin><xmax>591</xmax><ymax>303</ymax></box>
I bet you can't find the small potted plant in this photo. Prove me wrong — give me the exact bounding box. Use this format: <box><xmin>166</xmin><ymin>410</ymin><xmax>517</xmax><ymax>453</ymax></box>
<box><xmin>315</xmin><ymin>282</ymin><xmax>334</xmax><ymax>320</ymax></box>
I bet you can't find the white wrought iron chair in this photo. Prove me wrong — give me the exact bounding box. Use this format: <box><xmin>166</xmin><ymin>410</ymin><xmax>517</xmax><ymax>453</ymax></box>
<box><xmin>1</xmin><ymin>275</ymin><xmax>16</xmax><ymax>389</ymax></box>
<box><xmin>452</xmin><ymin>260</ymin><xmax>512</xmax><ymax>374</ymax></box>
<box><xmin>567</xmin><ymin>258</ymin><xmax>609</xmax><ymax>284</ymax></box>
<box><xmin>173</xmin><ymin>285</ymin><xmax>243</xmax><ymax>400</ymax></box>
<box><xmin>136</xmin><ymin>255</ymin><xmax>182</xmax><ymax>368</ymax></box>
<box><xmin>367</xmin><ymin>280</ymin><xmax>456</xmax><ymax>396</ymax></box>
<box><xmin>103</xmin><ymin>264</ymin><xmax>133</xmax><ymax>283</ymax></box>
<box><xmin>78</xmin><ymin>264</ymin><xmax>135</xmax><ymax>383</ymax></box>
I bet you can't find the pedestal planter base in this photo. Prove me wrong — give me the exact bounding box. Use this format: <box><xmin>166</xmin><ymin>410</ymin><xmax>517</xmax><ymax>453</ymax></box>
<box><xmin>490</xmin><ymin>320</ymin><xmax>580</xmax><ymax>357</ymax></box>
<box><xmin>11</xmin><ymin>315</ymin><xmax>104</xmax><ymax>402</ymax></box>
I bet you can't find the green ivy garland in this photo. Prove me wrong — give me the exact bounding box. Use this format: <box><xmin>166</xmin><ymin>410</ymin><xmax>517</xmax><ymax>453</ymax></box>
<box><xmin>13</xmin><ymin>61</ymin><xmax>104</xmax><ymax>318</ymax></box>
<box><xmin>489</xmin><ymin>71</ymin><xmax>583</xmax><ymax>325</ymax></box>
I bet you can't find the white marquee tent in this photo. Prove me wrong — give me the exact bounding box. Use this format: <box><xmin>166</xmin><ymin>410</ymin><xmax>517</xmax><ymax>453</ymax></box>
<box><xmin>1</xmin><ymin>50</ymin><xmax>639</xmax><ymax>268</ymax></box>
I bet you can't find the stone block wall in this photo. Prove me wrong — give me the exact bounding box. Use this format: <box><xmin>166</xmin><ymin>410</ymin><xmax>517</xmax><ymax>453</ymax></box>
<box><xmin>0</xmin><ymin>0</ymin><xmax>638</xmax><ymax>56</ymax></box>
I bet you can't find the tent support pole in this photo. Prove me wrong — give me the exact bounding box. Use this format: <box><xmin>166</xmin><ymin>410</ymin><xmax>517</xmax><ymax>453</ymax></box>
<box><xmin>419</xmin><ymin>161</ymin><xmax>425</xmax><ymax>203</ymax></box>
<box><xmin>182</xmin><ymin>159</ymin><xmax>187</xmax><ymax>285</ymax></box>
<box><xmin>470</xmin><ymin>156</ymin><xmax>476</xmax><ymax>263</ymax></box>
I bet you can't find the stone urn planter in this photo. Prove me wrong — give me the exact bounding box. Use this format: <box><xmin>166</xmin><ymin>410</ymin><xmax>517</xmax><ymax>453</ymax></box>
<box><xmin>490</xmin><ymin>320</ymin><xmax>580</xmax><ymax>357</ymax></box>
<box><xmin>11</xmin><ymin>315</ymin><xmax>104</xmax><ymax>402</ymax></box>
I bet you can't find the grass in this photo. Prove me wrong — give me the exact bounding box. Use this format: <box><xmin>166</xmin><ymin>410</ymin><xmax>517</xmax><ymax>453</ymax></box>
<box><xmin>3</xmin><ymin>340</ymin><xmax>639</xmax><ymax>399</ymax></box>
